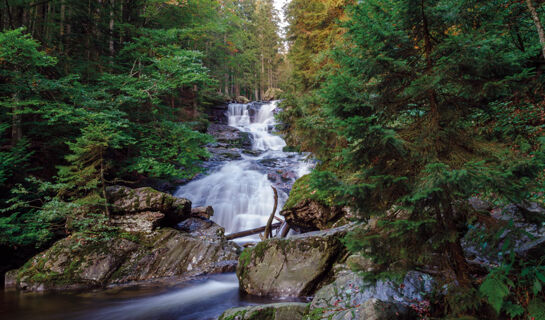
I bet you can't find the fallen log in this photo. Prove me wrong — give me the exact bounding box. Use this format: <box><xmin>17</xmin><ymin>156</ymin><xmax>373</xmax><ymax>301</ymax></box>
<box><xmin>225</xmin><ymin>222</ymin><xmax>282</xmax><ymax>240</ymax></box>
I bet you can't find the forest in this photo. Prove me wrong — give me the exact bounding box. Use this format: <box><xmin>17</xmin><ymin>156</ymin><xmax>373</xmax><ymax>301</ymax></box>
<box><xmin>2</xmin><ymin>0</ymin><xmax>545</xmax><ymax>319</ymax></box>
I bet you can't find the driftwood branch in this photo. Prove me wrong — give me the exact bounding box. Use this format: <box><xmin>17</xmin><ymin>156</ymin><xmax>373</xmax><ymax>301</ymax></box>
<box><xmin>262</xmin><ymin>186</ymin><xmax>278</xmax><ymax>240</ymax></box>
<box><xmin>225</xmin><ymin>223</ymin><xmax>282</xmax><ymax>240</ymax></box>
<box><xmin>279</xmin><ymin>222</ymin><xmax>290</xmax><ymax>238</ymax></box>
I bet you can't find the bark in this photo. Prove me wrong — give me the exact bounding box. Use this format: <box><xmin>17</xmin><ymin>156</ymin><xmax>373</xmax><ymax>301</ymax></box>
<box><xmin>526</xmin><ymin>0</ymin><xmax>545</xmax><ymax>60</ymax></box>
<box><xmin>421</xmin><ymin>0</ymin><xmax>439</xmax><ymax>131</ymax></box>
<box><xmin>109</xmin><ymin>0</ymin><xmax>115</xmax><ymax>61</ymax></box>
<box><xmin>263</xmin><ymin>186</ymin><xmax>279</xmax><ymax>239</ymax></box>
<box><xmin>60</xmin><ymin>0</ymin><xmax>65</xmax><ymax>49</ymax></box>
<box><xmin>225</xmin><ymin>223</ymin><xmax>282</xmax><ymax>240</ymax></box>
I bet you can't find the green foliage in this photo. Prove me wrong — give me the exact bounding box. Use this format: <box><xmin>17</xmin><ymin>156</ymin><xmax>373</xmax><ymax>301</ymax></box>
<box><xmin>283</xmin><ymin>0</ymin><xmax>545</xmax><ymax>318</ymax></box>
<box><xmin>479</xmin><ymin>260</ymin><xmax>545</xmax><ymax>319</ymax></box>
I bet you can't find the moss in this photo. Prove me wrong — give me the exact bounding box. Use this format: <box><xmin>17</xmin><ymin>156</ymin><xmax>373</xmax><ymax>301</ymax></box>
<box><xmin>247</xmin><ymin>307</ymin><xmax>275</xmax><ymax>320</ymax></box>
<box><xmin>220</xmin><ymin>310</ymin><xmax>247</xmax><ymax>320</ymax></box>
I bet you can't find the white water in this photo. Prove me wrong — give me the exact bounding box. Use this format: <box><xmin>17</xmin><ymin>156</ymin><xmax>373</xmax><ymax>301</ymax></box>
<box><xmin>175</xmin><ymin>101</ymin><xmax>311</xmax><ymax>239</ymax></box>
<box><xmin>228</xmin><ymin>101</ymin><xmax>286</xmax><ymax>151</ymax></box>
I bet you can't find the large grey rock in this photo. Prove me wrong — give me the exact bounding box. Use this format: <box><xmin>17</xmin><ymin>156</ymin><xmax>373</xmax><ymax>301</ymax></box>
<box><xmin>207</xmin><ymin>124</ymin><xmax>252</xmax><ymax>149</ymax></box>
<box><xmin>106</xmin><ymin>185</ymin><xmax>192</xmax><ymax>233</ymax></box>
<box><xmin>463</xmin><ymin>202</ymin><xmax>545</xmax><ymax>266</ymax></box>
<box><xmin>237</xmin><ymin>226</ymin><xmax>350</xmax><ymax>297</ymax></box>
<box><xmin>11</xmin><ymin>226</ymin><xmax>240</xmax><ymax>292</ymax></box>
<box><xmin>308</xmin><ymin>269</ymin><xmax>433</xmax><ymax>320</ymax></box>
<box><xmin>280</xmin><ymin>199</ymin><xmax>345</xmax><ymax>231</ymax></box>
<box><xmin>110</xmin><ymin>228</ymin><xmax>239</xmax><ymax>284</ymax></box>
<box><xmin>218</xmin><ymin>302</ymin><xmax>308</xmax><ymax>320</ymax></box>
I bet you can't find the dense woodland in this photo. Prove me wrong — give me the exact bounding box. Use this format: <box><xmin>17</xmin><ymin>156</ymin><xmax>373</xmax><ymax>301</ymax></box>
<box><xmin>2</xmin><ymin>0</ymin><xmax>545</xmax><ymax>319</ymax></box>
<box><xmin>281</xmin><ymin>0</ymin><xmax>545</xmax><ymax>318</ymax></box>
<box><xmin>0</xmin><ymin>0</ymin><xmax>283</xmax><ymax>268</ymax></box>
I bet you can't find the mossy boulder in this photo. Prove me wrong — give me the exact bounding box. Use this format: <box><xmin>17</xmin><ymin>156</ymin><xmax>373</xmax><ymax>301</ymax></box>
<box><xmin>10</xmin><ymin>226</ymin><xmax>240</xmax><ymax>292</ymax></box>
<box><xmin>106</xmin><ymin>185</ymin><xmax>192</xmax><ymax>232</ymax></box>
<box><xmin>263</xmin><ymin>88</ymin><xmax>284</xmax><ymax>101</ymax></box>
<box><xmin>218</xmin><ymin>302</ymin><xmax>309</xmax><ymax>320</ymax></box>
<box><xmin>236</xmin><ymin>226</ymin><xmax>351</xmax><ymax>297</ymax></box>
<box><xmin>281</xmin><ymin>175</ymin><xmax>348</xmax><ymax>231</ymax></box>
<box><xmin>15</xmin><ymin>235</ymin><xmax>139</xmax><ymax>291</ymax></box>
<box><xmin>308</xmin><ymin>268</ymin><xmax>434</xmax><ymax>320</ymax></box>
<box><xmin>207</xmin><ymin>124</ymin><xmax>252</xmax><ymax>149</ymax></box>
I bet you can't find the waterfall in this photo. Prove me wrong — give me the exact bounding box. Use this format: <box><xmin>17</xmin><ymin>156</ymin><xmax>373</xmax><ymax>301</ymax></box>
<box><xmin>175</xmin><ymin>101</ymin><xmax>311</xmax><ymax>240</ymax></box>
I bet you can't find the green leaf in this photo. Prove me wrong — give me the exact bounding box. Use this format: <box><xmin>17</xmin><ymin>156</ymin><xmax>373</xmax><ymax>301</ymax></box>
<box><xmin>529</xmin><ymin>298</ymin><xmax>545</xmax><ymax>320</ymax></box>
<box><xmin>479</xmin><ymin>277</ymin><xmax>509</xmax><ymax>314</ymax></box>
<box><xmin>534</xmin><ymin>279</ymin><xmax>543</xmax><ymax>295</ymax></box>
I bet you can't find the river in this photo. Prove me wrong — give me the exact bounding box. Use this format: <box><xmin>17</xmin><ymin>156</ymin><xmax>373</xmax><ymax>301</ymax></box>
<box><xmin>1</xmin><ymin>101</ymin><xmax>311</xmax><ymax>319</ymax></box>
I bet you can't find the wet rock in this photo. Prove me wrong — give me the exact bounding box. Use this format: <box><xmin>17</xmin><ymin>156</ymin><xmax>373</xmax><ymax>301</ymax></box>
<box><xmin>4</xmin><ymin>269</ymin><xmax>18</xmax><ymax>290</ymax></box>
<box><xmin>106</xmin><ymin>185</ymin><xmax>191</xmax><ymax>232</ymax></box>
<box><xmin>309</xmin><ymin>269</ymin><xmax>433</xmax><ymax>319</ymax></box>
<box><xmin>207</xmin><ymin>147</ymin><xmax>243</xmax><ymax>161</ymax></box>
<box><xmin>242</xmin><ymin>149</ymin><xmax>263</xmax><ymax>157</ymax></box>
<box><xmin>281</xmin><ymin>199</ymin><xmax>345</xmax><ymax>231</ymax></box>
<box><xmin>178</xmin><ymin>217</ymin><xmax>216</xmax><ymax>233</ymax></box>
<box><xmin>237</xmin><ymin>225</ymin><xmax>351</xmax><ymax>297</ymax></box>
<box><xmin>191</xmin><ymin>206</ymin><xmax>214</xmax><ymax>219</ymax></box>
<box><xmin>110</xmin><ymin>228</ymin><xmax>239</xmax><ymax>284</ymax></box>
<box><xmin>218</xmin><ymin>302</ymin><xmax>308</xmax><ymax>320</ymax></box>
<box><xmin>207</xmin><ymin>104</ymin><xmax>229</xmax><ymax>124</ymax></box>
<box><xmin>207</xmin><ymin>124</ymin><xmax>252</xmax><ymax>149</ymax></box>
<box><xmin>16</xmin><ymin>236</ymin><xmax>139</xmax><ymax>291</ymax></box>
<box><xmin>11</xmin><ymin>226</ymin><xmax>241</xmax><ymax>292</ymax></box>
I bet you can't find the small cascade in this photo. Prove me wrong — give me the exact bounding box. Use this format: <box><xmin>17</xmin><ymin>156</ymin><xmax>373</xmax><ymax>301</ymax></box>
<box><xmin>175</xmin><ymin>101</ymin><xmax>311</xmax><ymax>239</ymax></box>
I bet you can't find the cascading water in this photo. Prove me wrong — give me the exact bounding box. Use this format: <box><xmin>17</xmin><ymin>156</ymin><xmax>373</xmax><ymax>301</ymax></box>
<box><xmin>175</xmin><ymin>100</ymin><xmax>311</xmax><ymax>238</ymax></box>
<box><xmin>0</xmin><ymin>101</ymin><xmax>312</xmax><ymax>320</ymax></box>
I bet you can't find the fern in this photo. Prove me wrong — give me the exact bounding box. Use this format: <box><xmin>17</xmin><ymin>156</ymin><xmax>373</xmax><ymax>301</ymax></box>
<box><xmin>479</xmin><ymin>277</ymin><xmax>509</xmax><ymax>314</ymax></box>
<box><xmin>529</xmin><ymin>298</ymin><xmax>545</xmax><ymax>320</ymax></box>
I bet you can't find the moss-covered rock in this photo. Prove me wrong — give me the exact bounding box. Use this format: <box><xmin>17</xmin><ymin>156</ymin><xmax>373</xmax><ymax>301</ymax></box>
<box><xmin>280</xmin><ymin>175</ymin><xmax>347</xmax><ymax>231</ymax></box>
<box><xmin>106</xmin><ymin>185</ymin><xmax>192</xmax><ymax>233</ymax></box>
<box><xmin>218</xmin><ymin>302</ymin><xmax>309</xmax><ymax>320</ymax></box>
<box><xmin>308</xmin><ymin>268</ymin><xmax>434</xmax><ymax>320</ymax></box>
<box><xmin>11</xmin><ymin>225</ymin><xmax>240</xmax><ymax>292</ymax></box>
<box><xmin>236</xmin><ymin>226</ymin><xmax>351</xmax><ymax>297</ymax></box>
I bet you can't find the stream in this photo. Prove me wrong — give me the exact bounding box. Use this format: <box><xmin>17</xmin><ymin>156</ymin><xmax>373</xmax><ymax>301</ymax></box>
<box><xmin>1</xmin><ymin>101</ymin><xmax>312</xmax><ymax>320</ymax></box>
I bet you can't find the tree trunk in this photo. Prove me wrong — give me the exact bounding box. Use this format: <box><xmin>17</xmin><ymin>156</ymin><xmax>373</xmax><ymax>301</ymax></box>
<box><xmin>526</xmin><ymin>0</ymin><xmax>545</xmax><ymax>60</ymax></box>
<box><xmin>421</xmin><ymin>0</ymin><xmax>439</xmax><ymax>131</ymax></box>
<box><xmin>11</xmin><ymin>94</ymin><xmax>22</xmax><ymax>146</ymax></box>
<box><xmin>60</xmin><ymin>0</ymin><xmax>65</xmax><ymax>50</ymax></box>
<box><xmin>109</xmin><ymin>0</ymin><xmax>115</xmax><ymax>62</ymax></box>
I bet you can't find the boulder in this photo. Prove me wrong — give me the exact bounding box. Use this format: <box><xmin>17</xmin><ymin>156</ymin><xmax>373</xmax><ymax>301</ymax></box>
<box><xmin>280</xmin><ymin>175</ymin><xmax>348</xmax><ymax>231</ymax></box>
<box><xmin>11</xmin><ymin>227</ymin><xmax>240</xmax><ymax>292</ymax></box>
<box><xmin>4</xmin><ymin>269</ymin><xmax>18</xmax><ymax>290</ymax></box>
<box><xmin>358</xmin><ymin>299</ymin><xmax>411</xmax><ymax>320</ymax></box>
<box><xmin>191</xmin><ymin>206</ymin><xmax>214</xmax><ymax>219</ymax></box>
<box><xmin>263</xmin><ymin>88</ymin><xmax>283</xmax><ymax>101</ymax></box>
<box><xmin>218</xmin><ymin>302</ymin><xmax>309</xmax><ymax>320</ymax></box>
<box><xmin>106</xmin><ymin>185</ymin><xmax>192</xmax><ymax>233</ymax></box>
<box><xmin>237</xmin><ymin>225</ymin><xmax>350</xmax><ymax>297</ymax></box>
<box><xmin>207</xmin><ymin>147</ymin><xmax>243</xmax><ymax>161</ymax></box>
<box><xmin>109</xmin><ymin>228</ymin><xmax>239</xmax><ymax>284</ymax></box>
<box><xmin>207</xmin><ymin>124</ymin><xmax>252</xmax><ymax>149</ymax></box>
<box><xmin>281</xmin><ymin>199</ymin><xmax>345</xmax><ymax>231</ymax></box>
<box><xmin>463</xmin><ymin>202</ymin><xmax>545</xmax><ymax>266</ymax></box>
<box><xmin>309</xmin><ymin>269</ymin><xmax>433</xmax><ymax>320</ymax></box>
<box><xmin>235</xmin><ymin>96</ymin><xmax>250</xmax><ymax>104</ymax></box>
